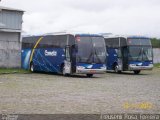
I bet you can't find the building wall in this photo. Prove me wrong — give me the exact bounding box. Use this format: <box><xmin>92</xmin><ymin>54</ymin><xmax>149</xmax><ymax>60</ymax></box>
<box><xmin>153</xmin><ymin>48</ymin><xmax>160</xmax><ymax>63</ymax></box>
<box><xmin>0</xmin><ymin>32</ymin><xmax>21</xmax><ymax>68</ymax></box>
<box><xmin>0</xmin><ymin>8</ymin><xmax>23</xmax><ymax>68</ymax></box>
<box><xmin>0</xmin><ymin>10</ymin><xmax>23</xmax><ymax>30</ymax></box>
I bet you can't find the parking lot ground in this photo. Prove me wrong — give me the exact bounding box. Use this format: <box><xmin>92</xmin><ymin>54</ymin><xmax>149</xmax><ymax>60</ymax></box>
<box><xmin>0</xmin><ymin>68</ymin><xmax>160</xmax><ymax>114</ymax></box>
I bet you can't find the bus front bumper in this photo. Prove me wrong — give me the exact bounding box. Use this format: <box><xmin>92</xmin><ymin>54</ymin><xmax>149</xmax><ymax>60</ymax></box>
<box><xmin>76</xmin><ymin>68</ymin><xmax>106</xmax><ymax>74</ymax></box>
<box><xmin>128</xmin><ymin>64</ymin><xmax>153</xmax><ymax>70</ymax></box>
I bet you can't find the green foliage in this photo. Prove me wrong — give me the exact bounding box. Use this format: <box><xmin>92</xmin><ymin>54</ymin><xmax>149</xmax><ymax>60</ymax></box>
<box><xmin>0</xmin><ymin>68</ymin><xmax>30</xmax><ymax>74</ymax></box>
<box><xmin>151</xmin><ymin>38</ymin><xmax>160</xmax><ymax>48</ymax></box>
<box><xmin>154</xmin><ymin>63</ymin><xmax>160</xmax><ymax>68</ymax></box>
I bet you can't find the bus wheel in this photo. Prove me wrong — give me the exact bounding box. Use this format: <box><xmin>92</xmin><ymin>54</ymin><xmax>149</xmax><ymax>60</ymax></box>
<box><xmin>30</xmin><ymin>63</ymin><xmax>34</xmax><ymax>72</ymax></box>
<box><xmin>114</xmin><ymin>65</ymin><xmax>121</xmax><ymax>74</ymax></box>
<box><xmin>134</xmin><ymin>70</ymin><xmax>141</xmax><ymax>74</ymax></box>
<box><xmin>86</xmin><ymin>74</ymin><xmax>93</xmax><ymax>77</ymax></box>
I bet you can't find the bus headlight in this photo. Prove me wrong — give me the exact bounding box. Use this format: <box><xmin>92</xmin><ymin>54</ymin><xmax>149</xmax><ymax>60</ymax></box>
<box><xmin>77</xmin><ymin>66</ymin><xmax>85</xmax><ymax>70</ymax></box>
<box><xmin>101</xmin><ymin>65</ymin><xmax>106</xmax><ymax>69</ymax></box>
<box><xmin>130</xmin><ymin>64</ymin><xmax>136</xmax><ymax>67</ymax></box>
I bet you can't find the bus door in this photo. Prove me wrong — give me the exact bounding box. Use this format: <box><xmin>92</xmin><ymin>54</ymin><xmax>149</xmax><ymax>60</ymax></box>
<box><xmin>71</xmin><ymin>45</ymin><xmax>77</xmax><ymax>73</ymax></box>
<box><xmin>64</xmin><ymin>45</ymin><xmax>72</xmax><ymax>74</ymax></box>
<box><xmin>106</xmin><ymin>48</ymin><xmax>118</xmax><ymax>70</ymax></box>
<box><xmin>121</xmin><ymin>47</ymin><xmax>128</xmax><ymax>70</ymax></box>
<box><xmin>117</xmin><ymin>48</ymin><xmax>123</xmax><ymax>71</ymax></box>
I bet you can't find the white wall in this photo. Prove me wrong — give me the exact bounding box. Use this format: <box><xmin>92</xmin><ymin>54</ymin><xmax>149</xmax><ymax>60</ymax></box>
<box><xmin>0</xmin><ymin>32</ymin><xmax>21</xmax><ymax>68</ymax></box>
<box><xmin>153</xmin><ymin>48</ymin><xmax>160</xmax><ymax>63</ymax></box>
<box><xmin>0</xmin><ymin>10</ymin><xmax>23</xmax><ymax>30</ymax></box>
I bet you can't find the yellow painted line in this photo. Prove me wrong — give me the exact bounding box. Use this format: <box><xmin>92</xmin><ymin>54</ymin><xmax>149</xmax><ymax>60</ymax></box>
<box><xmin>30</xmin><ymin>37</ymin><xmax>43</xmax><ymax>63</ymax></box>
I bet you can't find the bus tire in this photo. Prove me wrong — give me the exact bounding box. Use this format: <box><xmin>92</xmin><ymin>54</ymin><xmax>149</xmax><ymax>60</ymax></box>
<box><xmin>134</xmin><ymin>70</ymin><xmax>141</xmax><ymax>74</ymax></box>
<box><xmin>30</xmin><ymin>62</ymin><xmax>35</xmax><ymax>72</ymax></box>
<box><xmin>86</xmin><ymin>74</ymin><xmax>93</xmax><ymax>77</ymax></box>
<box><xmin>114</xmin><ymin>64</ymin><xmax>121</xmax><ymax>74</ymax></box>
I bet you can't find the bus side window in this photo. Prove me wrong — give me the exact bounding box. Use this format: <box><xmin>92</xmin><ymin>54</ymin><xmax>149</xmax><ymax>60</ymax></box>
<box><xmin>37</xmin><ymin>36</ymin><xmax>53</xmax><ymax>48</ymax></box>
<box><xmin>105</xmin><ymin>38</ymin><xmax>119</xmax><ymax>48</ymax></box>
<box><xmin>52</xmin><ymin>36</ymin><xmax>60</xmax><ymax>48</ymax></box>
<box><xmin>59</xmin><ymin>35</ymin><xmax>67</xmax><ymax>48</ymax></box>
<box><xmin>22</xmin><ymin>37</ymin><xmax>38</xmax><ymax>49</ymax></box>
<box><xmin>53</xmin><ymin>35</ymin><xmax>67</xmax><ymax>48</ymax></box>
<box><xmin>120</xmin><ymin>37</ymin><xmax>127</xmax><ymax>47</ymax></box>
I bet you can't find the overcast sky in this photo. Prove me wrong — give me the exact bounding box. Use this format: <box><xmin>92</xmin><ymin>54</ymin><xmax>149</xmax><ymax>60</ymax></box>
<box><xmin>1</xmin><ymin>0</ymin><xmax>160</xmax><ymax>37</ymax></box>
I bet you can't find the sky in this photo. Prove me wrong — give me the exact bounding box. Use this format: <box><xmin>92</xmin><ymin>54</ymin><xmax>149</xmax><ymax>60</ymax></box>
<box><xmin>0</xmin><ymin>0</ymin><xmax>160</xmax><ymax>37</ymax></box>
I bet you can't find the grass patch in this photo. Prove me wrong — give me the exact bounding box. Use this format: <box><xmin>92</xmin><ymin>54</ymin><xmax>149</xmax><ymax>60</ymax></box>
<box><xmin>154</xmin><ymin>63</ymin><xmax>160</xmax><ymax>68</ymax></box>
<box><xmin>0</xmin><ymin>68</ymin><xmax>30</xmax><ymax>74</ymax></box>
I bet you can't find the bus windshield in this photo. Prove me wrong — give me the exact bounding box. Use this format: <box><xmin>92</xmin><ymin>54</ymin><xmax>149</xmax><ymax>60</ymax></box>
<box><xmin>129</xmin><ymin>46</ymin><xmax>153</xmax><ymax>61</ymax></box>
<box><xmin>76</xmin><ymin>36</ymin><xmax>106</xmax><ymax>64</ymax></box>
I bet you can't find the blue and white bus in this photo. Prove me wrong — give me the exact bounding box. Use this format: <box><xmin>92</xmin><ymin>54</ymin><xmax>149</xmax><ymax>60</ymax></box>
<box><xmin>103</xmin><ymin>35</ymin><xmax>153</xmax><ymax>74</ymax></box>
<box><xmin>21</xmin><ymin>32</ymin><xmax>106</xmax><ymax>77</ymax></box>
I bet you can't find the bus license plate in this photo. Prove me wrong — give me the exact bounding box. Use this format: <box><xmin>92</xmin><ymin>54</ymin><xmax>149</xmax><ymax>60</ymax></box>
<box><xmin>90</xmin><ymin>70</ymin><xmax>96</xmax><ymax>73</ymax></box>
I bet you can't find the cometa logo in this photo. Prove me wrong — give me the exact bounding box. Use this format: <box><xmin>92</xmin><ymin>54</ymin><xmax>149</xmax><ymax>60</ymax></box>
<box><xmin>45</xmin><ymin>50</ymin><xmax>57</xmax><ymax>56</ymax></box>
